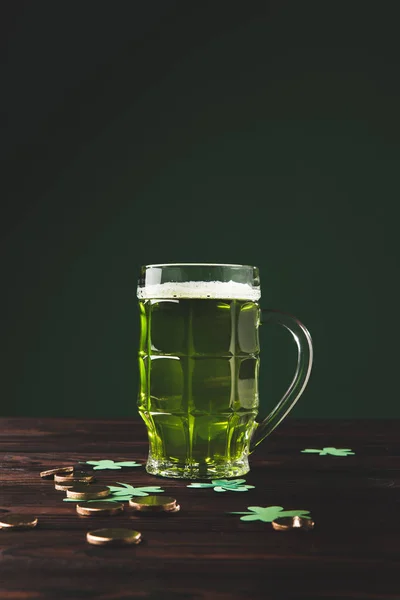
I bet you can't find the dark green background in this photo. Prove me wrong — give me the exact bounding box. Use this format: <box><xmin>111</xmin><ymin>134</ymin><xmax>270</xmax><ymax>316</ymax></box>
<box><xmin>2</xmin><ymin>2</ymin><xmax>399</xmax><ymax>418</ymax></box>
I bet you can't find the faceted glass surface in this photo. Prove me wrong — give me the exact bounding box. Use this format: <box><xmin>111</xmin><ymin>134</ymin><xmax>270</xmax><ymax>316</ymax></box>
<box><xmin>138</xmin><ymin>299</ymin><xmax>260</xmax><ymax>478</ymax></box>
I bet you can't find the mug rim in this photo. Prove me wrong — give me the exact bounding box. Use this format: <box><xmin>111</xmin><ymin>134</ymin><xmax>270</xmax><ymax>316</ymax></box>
<box><xmin>143</xmin><ymin>263</ymin><xmax>256</xmax><ymax>269</ymax></box>
<box><xmin>137</xmin><ymin>263</ymin><xmax>260</xmax><ymax>300</ymax></box>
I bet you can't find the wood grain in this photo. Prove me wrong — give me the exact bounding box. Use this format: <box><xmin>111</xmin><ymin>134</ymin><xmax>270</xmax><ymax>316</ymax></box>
<box><xmin>0</xmin><ymin>418</ymin><xmax>399</xmax><ymax>599</ymax></box>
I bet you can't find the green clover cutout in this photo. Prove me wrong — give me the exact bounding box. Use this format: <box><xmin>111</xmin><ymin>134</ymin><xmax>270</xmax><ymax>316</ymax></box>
<box><xmin>83</xmin><ymin>460</ymin><xmax>142</xmax><ymax>470</ymax></box>
<box><xmin>230</xmin><ymin>506</ymin><xmax>311</xmax><ymax>522</ymax></box>
<box><xmin>107</xmin><ymin>483</ymin><xmax>165</xmax><ymax>497</ymax></box>
<box><xmin>63</xmin><ymin>482</ymin><xmax>165</xmax><ymax>502</ymax></box>
<box><xmin>301</xmin><ymin>447</ymin><xmax>355</xmax><ymax>456</ymax></box>
<box><xmin>187</xmin><ymin>478</ymin><xmax>255</xmax><ymax>492</ymax></box>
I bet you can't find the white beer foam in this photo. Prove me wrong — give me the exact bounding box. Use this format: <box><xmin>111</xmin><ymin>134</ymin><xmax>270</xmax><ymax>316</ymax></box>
<box><xmin>137</xmin><ymin>280</ymin><xmax>261</xmax><ymax>300</ymax></box>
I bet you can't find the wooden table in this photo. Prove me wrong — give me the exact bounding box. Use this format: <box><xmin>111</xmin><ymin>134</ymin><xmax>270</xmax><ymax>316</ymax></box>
<box><xmin>0</xmin><ymin>418</ymin><xmax>399</xmax><ymax>599</ymax></box>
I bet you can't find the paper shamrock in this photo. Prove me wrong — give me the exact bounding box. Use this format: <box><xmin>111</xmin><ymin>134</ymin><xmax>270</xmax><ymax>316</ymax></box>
<box><xmin>83</xmin><ymin>460</ymin><xmax>142</xmax><ymax>470</ymax></box>
<box><xmin>301</xmin><ymin>447</ymin><xmax>355</xmax><ymax>456</ymax></box>
<box><xmin>230</xmin><ymin>506</ymin><xmax>311</xmax><ymax>522</ymax></box>
<box><xmin>63</xmin><ymin>482</ymin><xmax>164</xmax><ymax>502</ymax></box>
<box><xmin>187</xmin><ymin>478</ymin><xmax>255</xmax><ymax>492</ymax></box>
<box><xmin>106</xmin><ymin>483</ymin><xmax>165</xmax><ymax>499</ymax></box>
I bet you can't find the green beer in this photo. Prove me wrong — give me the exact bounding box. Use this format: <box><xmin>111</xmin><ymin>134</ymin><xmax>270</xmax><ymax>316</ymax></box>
<box><xmin>137</xmin><ymin>264</ymin><xmax>313</xmax><ymax>479</ymax></box>
<box><xmin>138</xmin><ymin>294</ymin><xmax>260</xmax><ymax>479</ymax></box>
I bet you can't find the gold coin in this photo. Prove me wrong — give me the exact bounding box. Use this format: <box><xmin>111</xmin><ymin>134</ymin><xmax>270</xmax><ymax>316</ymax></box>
<box><xmin>86</xmin><ymin>528</ymin><xmax>141</xmax><ymax>546</ymax></box>
<box><xmin>0</xmin><ymin>514</ymin><xmax>38</xmax><ymax>530</ymax></box>
<box><xmin>76</xmin><ymin>501</ymin><xmax>124</xmax><ymax>516</ymax></box>
<box><xmin>40</xmin><ymin>466</ymin><xmax>74</xmax><ymax>479</ymax></box>
<box><xmin>54</xmin><ymin>471</ymin><xmax>95</xmax><ymax>483</ymax></box>
<box><xmin>66</xmin><ymin>484</ymin><xmax>110</xmax><ymax>500</ymax></box>
<box><xmin>129</xmin><ymin>495</ymin><xmax>177</xmax><ymax>512</ymax></box>
<box><xmin>54</xmin><ymin>482</ymin><xmax>76</xmax><ymax>491</ymax></box>
<box><xmin>272</xmin><ymin>516</ymin><xmax>315</xmax><ymax>531</ymax></box>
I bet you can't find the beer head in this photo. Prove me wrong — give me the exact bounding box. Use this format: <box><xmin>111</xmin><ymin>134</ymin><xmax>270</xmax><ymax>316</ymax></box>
<box><xmin>137</xmin><ymin>263</ymin><xmax>260</xmax><ymax>301</ymax></box>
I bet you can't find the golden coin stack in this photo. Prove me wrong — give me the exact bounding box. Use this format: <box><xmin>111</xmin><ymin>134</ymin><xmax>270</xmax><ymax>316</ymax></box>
<box><xmin>54</xmin><ymin>471</ymin><xmax>96</xmax><ymax>491</ymax></box>
<box><xmin>76</xmin><ymin>501</ymin><xmax>124</xmax><ymax>516</ymax></box>
<box><xmin>40</xmin><ymin>466</ymin><xmax>74</xmax><ymax>479</ymax></box>
<box><xmin>66</xmin><ymin>484</ymin><xmax>110</xmax><ymax>500</ymax></box>
<box><xmin>35</xmin><ymin>463</ymin><xmax>182</xmax><ymax>546</ymax></box>
<box><xmin>39</xmin><ymin>463</ymin><xmax>146</xmax><ymax>545</ymax></box>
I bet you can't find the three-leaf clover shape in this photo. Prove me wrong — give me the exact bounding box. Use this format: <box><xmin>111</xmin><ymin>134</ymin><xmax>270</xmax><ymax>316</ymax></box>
<box><xmin>230</xmin><ymin>506</ymin><xmax>311</xmax><ymax>522</ymax></box>
<box><xmin>63</xmin><ymin>482</ymin><xmax>164</xmax><ymax>502</ymax></box>
<box><xmin>83</xmin><ymin>460</ymin><xmax>142</xmax><ymax>470</ymax></box>
<box><xmin>187</xmin><ymin>479</ymin><xmax>255</xmax><ymax>492</ymax></box>
<box><xmin>301</xmin><ymin>447</ymin><xmax>355</xmax><ymax>456</ymax></box>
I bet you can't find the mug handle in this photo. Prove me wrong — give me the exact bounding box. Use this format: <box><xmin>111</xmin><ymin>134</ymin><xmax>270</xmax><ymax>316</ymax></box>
<box><xmin>249</xmin><ymin>309</ymin><xmax>313</xmax><ymax>453</ymax></box>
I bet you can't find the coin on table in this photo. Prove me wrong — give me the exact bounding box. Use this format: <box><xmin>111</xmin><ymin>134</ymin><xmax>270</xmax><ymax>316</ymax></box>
<box><xmin>40</xmin><ymin>466</ymin><xmax>74</xmax><ymax>479</ymax></box>
<box><xmin>272</xmin><ymin>516</ymin><xmax>315</xmax><ymax>531</ymax></box>
<box><xmin>0</xmin><ymin>514</ymin><xmax>38</xmax><ymax>530</ymax></box>
<box><xmin>129</xmin><ymin>495</ymin><xmax>178</xmax><ymax>513</ymax></box>
<box><xmin>54</xmin><ymin>471</ymin><xmax>95</xmax><ymax>483</ymax></box>
<box><xmin>86</xmin><ymin>528</ymin><xmax>141</xmax><ymax>546</ymax></box>
<box><xmin>76</xmin><ymin>501</ymin><xmax>124</xmax><ymax>516</ymax></box>
<box><xmin>54</xmin><ymin>482</ymin><xmax>77</xmax><ymax>491</ymax></box>
<box><xmin>66</xmin><ymin>484</ymin><xmax>110</xmax><ymax>500</ymax></box>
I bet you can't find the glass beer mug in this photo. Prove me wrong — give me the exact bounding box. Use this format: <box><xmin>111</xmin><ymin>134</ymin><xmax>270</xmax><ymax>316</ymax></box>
<box><xmin>137</xmin><ymin>264</ymin><xmax>313</xmax><ymax>479</ymax></box>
